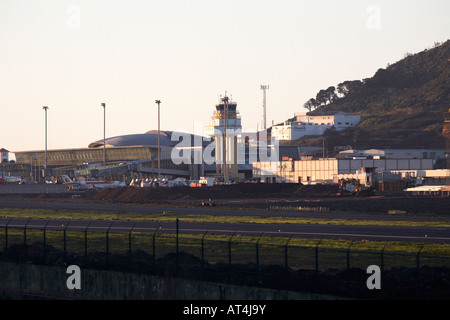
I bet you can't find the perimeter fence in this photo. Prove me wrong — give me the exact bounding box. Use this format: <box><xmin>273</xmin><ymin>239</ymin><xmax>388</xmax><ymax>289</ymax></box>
<box><xmin>1</xmin><ymin>218</ymin><xmax>449</xmax><ymax>299</ymax></box>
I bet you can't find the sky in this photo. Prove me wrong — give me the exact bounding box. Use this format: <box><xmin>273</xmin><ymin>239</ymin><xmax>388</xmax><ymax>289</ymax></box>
<box><xmin>1</xmin><ymin>0</ymin><xmax>449</xmax><ymax>158</ymax></box>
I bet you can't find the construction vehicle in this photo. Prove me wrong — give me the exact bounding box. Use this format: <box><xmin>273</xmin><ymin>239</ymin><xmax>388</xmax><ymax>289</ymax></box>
<box><xmin>336</xmin><ymin>167</ymin><xmax>376</xmax><ymax>196</ymax></box>
<box><xmin>201</xmin><ymin>199</ymin><xmax>216</xmax><ymax>207</ymax></box>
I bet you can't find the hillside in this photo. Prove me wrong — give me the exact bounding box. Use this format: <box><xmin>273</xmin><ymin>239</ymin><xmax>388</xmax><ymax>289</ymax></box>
<box><xmin>295</xmin><ymin>40</ymin><xmax>450</xmax><ymax>152</ymax></box>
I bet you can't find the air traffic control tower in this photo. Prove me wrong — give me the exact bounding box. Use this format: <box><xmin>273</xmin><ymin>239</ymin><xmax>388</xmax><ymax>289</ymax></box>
<box><xmin>204</xmin><ymin>95</ymin><xmax>242</xmax><ymax>182</ymax></box>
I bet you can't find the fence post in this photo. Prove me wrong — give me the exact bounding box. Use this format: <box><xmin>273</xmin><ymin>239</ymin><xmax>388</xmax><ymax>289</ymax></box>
<box><xmin>83</xmin><ymin>221</ymin><xmax>92</xmax><ymax>264</ymax></box>
<box><xmin>380</xmin><ymin>244</ymin><xmax>388</xmax><ymax>299</ymax></box>
<box><xmin>176</xmin><ymin>219</ymin><xmax>179</xmax><ymax>275</ymax></box>
<box><xmin>201</xmin><ymin>231</ymin><xmax>208</xmax><ymax>270</ymax></box>
<box><xmin>129</xmin><ymin>223</ymin><xmax>136</xmax><ymax>270</ymax></box>
<box><xmin>256</xmin><ymin>233</ymin><xmax>264</xmax><ymax>275</ymax></box>
<box><xmin>284</xmin><ymin>235</ymin><xmax>293</xmax><ymax>290</ymax></box>
<box><xmin>106</xmin><ymin>222</ymin><xmax>113</xmax><ymax>266</ymax></box>
<box><xmin>24</xmin><ymin>218</ymin><xmax>31</xmax><ymax>246</ymax></box>
<box><xmin>43</xmin><ymin>220</ymin><xmax>50</xmax><ymax>263</ymax></box>
<box><xmin>152</xmin><ymin>226</ymin><xmax>160</xmax><ymax>267</ymax></box>
<box><xmin>4</xmin><ymin>219</ymin><xmax>11</xmax><ymax>259</ymax></box>
<box><xmin>284</xmin><ymin>235</ymin><xmax>293</xmax><ymax>270</ymax></box>
<box><xmin>256</xmin><ymin>233</ymin><xmax>265</xmax><ymax>286</ymax></box>
<box><xmin>315</xmin><ymin>239</ymin><xmax>322</xmax><ymax>294</ymax></box>
<box><xmin>416</xmin><ymin>246</ymin><xmax>424</xmax><ymax>299</ymax></box>
<box><xmin>63</xmin><ymin>222</ymin><xmax>70</xmax><ymax>262</ymax></box>
<box><xmin>23</xmin><ymin>219</ymin><xmax>31</xmax><ymax>262</ymax></box>
<box><xmin>346</xmin><ymin>240</ymin><xmax>354</xmax><ymax>297</ymax></box>
<box><xmin>228</xmin><ymin>232</ymin><xmax>236</xmax><ymax>282</ymax></box>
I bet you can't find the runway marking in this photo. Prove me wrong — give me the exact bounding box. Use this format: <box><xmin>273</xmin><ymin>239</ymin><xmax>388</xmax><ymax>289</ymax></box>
<box><xmin>158</xmin><ymin>227</ymin><xmax>450</xmax><ymax>242</ymax></box>
<box><xmin>2</xmin><ymin>219</ymin><xmax>449</xmax><ymax>242</ymax></box>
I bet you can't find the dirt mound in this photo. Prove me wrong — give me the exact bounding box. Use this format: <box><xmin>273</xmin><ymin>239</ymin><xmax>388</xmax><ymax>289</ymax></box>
<box><xmin>294</xmin><ymin>184</ymin><xmax>339</xmax><ymax>196</ymax></box>
<box><xmin>88</xmin><ymin>183</ymin><xmax>304</xmax><ymax>203</ymax></box>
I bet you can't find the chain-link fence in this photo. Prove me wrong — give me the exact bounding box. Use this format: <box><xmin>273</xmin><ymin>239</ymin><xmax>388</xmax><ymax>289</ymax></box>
<box><xmin>1</xmin><ymin>218</ymin><xmax>449</xmax><ymax>299</ymax></box>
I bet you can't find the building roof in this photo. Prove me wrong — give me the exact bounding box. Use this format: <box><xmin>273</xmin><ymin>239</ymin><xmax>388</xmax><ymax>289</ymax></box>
<box><xmin>88</xmin><ymin>130</ymin><xmax>210</xmax><ymax>149</ymax></box>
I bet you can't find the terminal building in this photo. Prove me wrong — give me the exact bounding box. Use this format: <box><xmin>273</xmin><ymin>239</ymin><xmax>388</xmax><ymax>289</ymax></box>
<box><xmin>13</xmin><ymin>130</ymin><xmax>207</xmax><ymax>182</ymax></box>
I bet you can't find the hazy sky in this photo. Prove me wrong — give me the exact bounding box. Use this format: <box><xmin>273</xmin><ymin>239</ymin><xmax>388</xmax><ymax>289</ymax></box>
<box><xmin>1</xmin><ymin>0</ymin><xmax>449</xmax><ymax>156</ymax></box>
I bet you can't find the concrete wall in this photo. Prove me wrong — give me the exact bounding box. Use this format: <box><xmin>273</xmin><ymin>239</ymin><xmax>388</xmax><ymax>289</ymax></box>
<box><xmin>0</xmin><ymin>184</ymin><xmax>67</xmax><ymax>194</ymax></box>
<box><xmin>0</xmin><ymin>262</ymin><xmax>343</xmax><ymax>300</ymax></box>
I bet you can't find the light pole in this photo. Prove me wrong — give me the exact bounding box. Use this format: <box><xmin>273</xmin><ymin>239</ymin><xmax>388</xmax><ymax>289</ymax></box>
<box><xmin>101</xmin><ymin>103</ymin><xmax>106</xmax><ymax>167</ymax></box>
<box><xmin>43</xmin><ymin>106</ymin><xmax>49</xmax><ymax>171</ymax></box>
<box><xmin>221</xmin><ymin>95</ymin><xmax>229</xmax><ymax>184</ymax></box>
<box><xmin>260</xmin><ymin>85</ymin><xmax>269</xmax><ymax>130</ymax></box>
<box><xmin>155</xmin><ymin>100</ymin><xmax>161</xmax><ymax>181</ymax></box>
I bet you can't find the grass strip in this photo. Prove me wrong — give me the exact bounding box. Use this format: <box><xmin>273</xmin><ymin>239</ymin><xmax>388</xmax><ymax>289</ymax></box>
<box><xmin>2</xmin><ymin>227</ymin><xmax>450</xmax><ymax>260</ymax></box>
<box><xmin>0</xmin><ymin>208</ymin><xmax>449</xmax><ymax>228</ymax></box>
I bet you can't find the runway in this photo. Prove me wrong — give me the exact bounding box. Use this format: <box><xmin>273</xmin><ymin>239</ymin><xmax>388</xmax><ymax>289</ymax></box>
<box><xmin>1</xmin><ymin>198</ymin><xmax>450</xmax><ymax>221</ymax></box>
<box><xmin>0</xmin><ymin>199</ymin><xmax>449</xmax><ymax>243</ymax></box>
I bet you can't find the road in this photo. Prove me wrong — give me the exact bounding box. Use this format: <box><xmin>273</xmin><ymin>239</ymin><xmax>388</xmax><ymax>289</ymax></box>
<box><xmin>0</xmin><ymin>199</ymin><xmax>449</xmax><ymax>243</ymax></box>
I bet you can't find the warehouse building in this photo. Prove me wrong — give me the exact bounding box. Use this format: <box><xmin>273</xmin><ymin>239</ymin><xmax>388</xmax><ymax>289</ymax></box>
<box><xmin>252</xmin><ymin>158</ymin><xmax>434</xmax><ymax>184</ymax></box>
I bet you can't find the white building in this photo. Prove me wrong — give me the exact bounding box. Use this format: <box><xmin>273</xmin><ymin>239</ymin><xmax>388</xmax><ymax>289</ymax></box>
<box><xmin>271</xmin><ymin>112</ymin><xmax>361</xmax><ymax>141</ymax></box>
<box><xmin>252</xmin><ymin>158</ymin><xmax>434</xmax><ymax>184</ymax></box>
<box><xmin>296</xmin><ymin>111</ymin><xmax>361</xmax><ymax>130</ymax></box>
<box><xmin>339</xmin><ymin>149</ymin><xmax>446</xmax><ymax>160</ymax></box>
<box><xmin>1</xmin><ymin>148</ymin><xmax>9</xmax><ymax>163</ymax></box>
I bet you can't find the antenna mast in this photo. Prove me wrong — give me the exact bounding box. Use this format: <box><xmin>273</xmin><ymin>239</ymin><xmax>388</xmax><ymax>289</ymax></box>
<box><xmin>260</xmin><ymin>85</ymin><xmax>269</xmax><ymax>130</ymax></box>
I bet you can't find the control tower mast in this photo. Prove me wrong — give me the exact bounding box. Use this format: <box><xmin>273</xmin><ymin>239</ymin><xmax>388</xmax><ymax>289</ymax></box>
<box><xmin>204</xmin><ymin>93</ymin><xmax>242</xmax><ymax>182</ymax></box>
<box><xmin>261</xmin><ymin>85</ymin><xmax>269</xmax><ymax>130</ymax></box>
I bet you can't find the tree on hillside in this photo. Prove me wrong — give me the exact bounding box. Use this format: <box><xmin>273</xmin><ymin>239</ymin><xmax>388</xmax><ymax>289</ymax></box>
<box><xmin>337</xmin><ymin>82</ymin><xmax>349</xmax><ymax>97</ymax></box>
<box><xmin>305</xmin><ymin>81</ymin><xmax>363</xmax><ymax>110</ymax></box>
<box><xmin>325</xmin><ymin>86</ymin><xmax>338</xmax><ymax>104</ymax></box>
<box><xmin>315</xmin><ymin>89</ymin><xmax>328</xmax><ymax>106</ymax></box>
<box><xmin>303</xmin><ymin>98</ymin><xmax>317</xmax><ymax>112</ymax></box>
<box><xmin>338</xmin><ymin>80</ymin><xmax>363</xmax><ymax>97</ymax></box>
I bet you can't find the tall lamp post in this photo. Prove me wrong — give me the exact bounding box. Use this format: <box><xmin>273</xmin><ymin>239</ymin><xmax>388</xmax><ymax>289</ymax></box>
<box><xmin>43</xmin><ymin>106</ymin><xmax>49</xmax><ymax>171</ymax></box>
<box><xmin>101</xmin><ymin>103</ymin><xmax>106</xmax><ymax>167</ymax></box>
<box><xmin>221</xmin><ymin>96</ymin><xmax>229</xmax><ymax>184</ymax></box>
<box><xmin>155</xmin><ymin>100</ymin><xmax>161</xmax><ymax>181</ymax></box>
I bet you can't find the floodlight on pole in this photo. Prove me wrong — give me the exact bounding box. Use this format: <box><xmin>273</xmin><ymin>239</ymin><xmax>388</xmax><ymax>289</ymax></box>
<box><xmin>101</xmin><ymin>103</ymin><xmax>106</xmax><ymax>167</ymax></box>
<box><xmin>43</xmin><ymin>106</ymin><xmax>49</xmax><ymax>170</ymax></box>
<box><xmin>155</xmin><ymin>100</ymin><xmax>161</xmax><ymax>180</ymax></box>
<box><xmin>221</xmin><ymin>95</ymin><xmax>229</xmax><ymax>184</ymax></box>
<box><xmin>260</xmin><ymin>85</ymin><xmax>269</xmax><ymax>130</ymax></box>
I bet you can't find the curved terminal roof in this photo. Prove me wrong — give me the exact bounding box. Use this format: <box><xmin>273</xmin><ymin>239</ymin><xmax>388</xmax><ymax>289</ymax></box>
<box><xmin>88</xmin><ymin>130</ymin><xmax>211</xmax><ymax>149</ymax></box>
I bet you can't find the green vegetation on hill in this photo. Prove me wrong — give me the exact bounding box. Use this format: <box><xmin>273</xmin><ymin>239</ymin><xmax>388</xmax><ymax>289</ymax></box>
<box><xmin>296</xmin><ymin>40</ymin><xmax>450</xmax><ymax>153</ymax></box>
